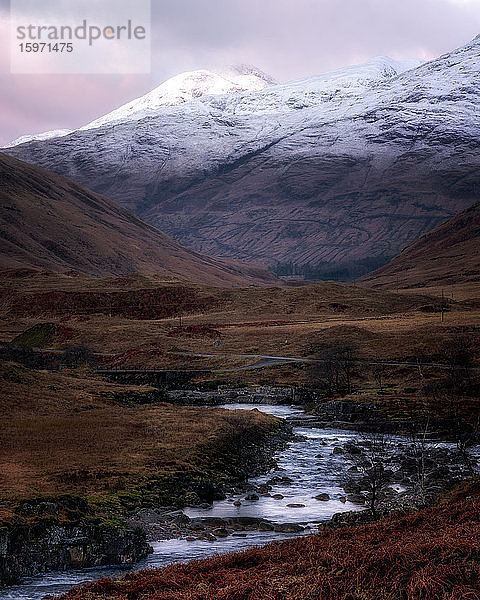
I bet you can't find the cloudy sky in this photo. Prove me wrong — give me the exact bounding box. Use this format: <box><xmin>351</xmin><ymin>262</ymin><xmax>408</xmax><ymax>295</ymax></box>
<box><xmin>1</xmin><ymin>0</ymin><xmax>480</xmax><ymax>145</ymax></box>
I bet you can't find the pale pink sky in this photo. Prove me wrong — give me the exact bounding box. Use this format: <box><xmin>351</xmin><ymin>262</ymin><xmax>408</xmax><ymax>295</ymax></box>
<box><xmin>1</xmin><ymin>0</ymin><xmax>480</xmax><ymax>146</ymax></box>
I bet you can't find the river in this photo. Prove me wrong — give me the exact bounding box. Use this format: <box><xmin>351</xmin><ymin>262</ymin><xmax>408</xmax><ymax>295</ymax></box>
<box><xmin>0</xmin><ymin>403</ymin><xmax>427</xmax><ymax>600</ymax></box>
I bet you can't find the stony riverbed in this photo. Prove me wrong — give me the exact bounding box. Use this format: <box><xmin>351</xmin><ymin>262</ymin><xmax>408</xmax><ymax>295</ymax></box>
<box><xmin>2</xmin><ymin>402</ymin><xmax>477</xmax><ymax>600</ymax></box>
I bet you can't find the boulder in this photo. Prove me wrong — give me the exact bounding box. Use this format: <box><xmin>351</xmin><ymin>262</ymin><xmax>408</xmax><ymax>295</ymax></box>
<box><xmin>212</xmin><ymin>528</ymin><xmax>229</xmax><ymax>538</ymax></box>
<box><xmin>273</xmin><ymin>523</ymin><xmax>305</xmax><ymax>533</ymax></box>
<box><xmin>347</xmin><ymin>494</ymin><xmax>366</xmax><ymax>504</ymax></box>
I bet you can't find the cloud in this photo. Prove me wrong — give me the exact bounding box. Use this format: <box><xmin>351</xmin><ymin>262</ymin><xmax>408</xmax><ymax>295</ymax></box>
<box><xmin>1</xmin><ymin>0</ymin><xmax>480</xmax><ymax>145</ymax></box>
<box><xmin>148</xmin><ymin>0</ymin><xmax>480</xmax><ymax>79</ymax></box>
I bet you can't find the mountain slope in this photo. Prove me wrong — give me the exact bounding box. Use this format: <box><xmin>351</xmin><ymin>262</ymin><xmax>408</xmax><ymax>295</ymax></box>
<box><xmin>0</xmin><ymin>153</ymin><xmax>275</xmax><ymax>285</ymax></box>
<box><xmin>5</xmin><ymin>41</ymin><xmax>480</xmax><ymax>278</ymax></box>
<box><xmin>362</xmin><ymin>201</ymin><xmax>480</xmax><ymax>289</ymax></box>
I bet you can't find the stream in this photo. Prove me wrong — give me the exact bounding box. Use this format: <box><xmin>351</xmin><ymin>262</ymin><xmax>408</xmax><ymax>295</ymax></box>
<box><xmin>0</xmin><ymin>403</ymin><xmax>448</xmax><ymax>600</ymax></box>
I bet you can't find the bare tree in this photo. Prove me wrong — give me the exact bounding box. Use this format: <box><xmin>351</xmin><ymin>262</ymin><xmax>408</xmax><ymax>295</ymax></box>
<box><xmin>442</xmin><ymin>334</ymin><xmax>474</xmax><ymax>384</ymax></box>
<box><xmin>406</xmin><ymin>410</ymin><xmax>439</xmax><ymax>505</ymax></box>
<box><xmin>356</xmin><ymin>428</ymin><xmax>390</xmax><ymax>516</ymax></box>
<box><xmin>372</xmin><ymin>362</ymin><xmax>387</xmax><ymax>394</ymax></box>
<box><xmin>308</xmin><ymin>342</ymin><xmax>359</xmax><ymax>396</ymax></box>
<box><xmin>427</xmin><ymin>335</ymin><xmax>478</xmax><ymax>476</ymax></box>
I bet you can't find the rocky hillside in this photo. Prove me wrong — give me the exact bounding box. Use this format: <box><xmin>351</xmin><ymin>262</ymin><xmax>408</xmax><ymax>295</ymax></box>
<box><xmin>0</xmin><ymin>154</ymin><xmax>275</xmax><ymax>285</ymax></box>
<box><xmin>363</xmin><ymin>201</ymin><xmax>480</xmax><ymax>289</ymax></box>
<box><xmin>5</xmin><ymin>38</ymin><xmax>480</xmax><ymax>278</ymax></box>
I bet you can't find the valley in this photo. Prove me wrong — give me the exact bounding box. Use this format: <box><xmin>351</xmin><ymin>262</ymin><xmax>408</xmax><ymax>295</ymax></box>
<box><xmin>1</xmin><ymin>27</ymin><xmax>480</xmax><ymax>600</ymax></box>
<box><xmin>0</xmin><ymin>266</ymin><xmax>479</xmax><ymax>598</ymax></box>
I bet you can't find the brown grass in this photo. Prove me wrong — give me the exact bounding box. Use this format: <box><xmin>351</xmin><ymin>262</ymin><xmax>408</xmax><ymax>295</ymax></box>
<box><xmin>0</xmin><ymin>363</ymin><xmax>275</xmax><ymax>501</ymax></box>
<box><xmin>363</xmin><ymin>201</ymin><xmax>480</xmax><ymax>294</ymax></box>
<box><xmin>0</xmin><ymin>153</ymin><xmax>275</xmax><ymax>286</ymax></box>
<box><xmin>1</xmin><ymin>274</ymin><xmax>479</xmax><ymax>390</ymax></box>
<box><xmin>0</xmin><ymin>272</ymin><xmax>478</xmax><ymax>418</ymax></box>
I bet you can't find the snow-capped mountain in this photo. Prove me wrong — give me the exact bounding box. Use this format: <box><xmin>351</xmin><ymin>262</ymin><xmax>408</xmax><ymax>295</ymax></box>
<box><xmin>5</xmin><ymin>57</ymin><xmax>416</xmax><ymax>147</ymax></box>
<box><xmin>5</xmin><ymin>40</ymin><xmax>480</xmax><ymax>277</ymax></box>
<box><xmin>7</xmin><ymin>129</ymin><xmax>74</xmax><ymax>148</ymax></box>
<box><xmin>80</xmin><ymin>65</ymin><xmax>276</xmax><ymax>132</ymax></box>
<box><xmin>5</xmin><ymin>65</ymin><xmax>275</xmax><ymax>148</ymax></box>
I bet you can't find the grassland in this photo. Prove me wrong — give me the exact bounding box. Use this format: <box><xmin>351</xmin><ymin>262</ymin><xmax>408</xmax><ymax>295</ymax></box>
<box><xmin>1</xmin><ymin>270</ymin><xmax>479</xmax><ymax>594</ymax></box>
<box><xmin>1</xmin><ymin>271</ymin><xmax>479</xmax><ymax>394</ymax></box>
<box><xmin>0</xmin><ymin>362</ymin><xmax>278</xmax><ymax>523</ymax></box>
<box><xmin>1</xmin><ymin>272</ymin><xmax>478</xmax><ymax>355</ymax></box>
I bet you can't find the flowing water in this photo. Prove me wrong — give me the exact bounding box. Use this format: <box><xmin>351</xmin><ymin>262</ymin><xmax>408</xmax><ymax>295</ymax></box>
<box><xmin>0</xmin><ymin>403</ymin><xmax>411</xmax><ymax>599</ymax></box>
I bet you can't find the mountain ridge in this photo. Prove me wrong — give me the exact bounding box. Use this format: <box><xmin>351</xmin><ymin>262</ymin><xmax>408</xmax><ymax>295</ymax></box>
<box><xmin>5</xmin><ymin>56</ymin><xmax>422</xmax><ymax>147</ymax></box>
<box><xmin>5</xmin><ymin>38</ymin><xmax>479</xmax><ymax>278</ymax></box>
<box><xmin>5</xmin><ymin>65</ymin><xmax>276</xmax><ymax>147</ymax></box>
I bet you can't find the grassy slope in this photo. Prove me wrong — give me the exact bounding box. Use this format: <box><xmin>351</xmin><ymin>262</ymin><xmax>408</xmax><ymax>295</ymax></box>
<box><xmin>1</xmin><ymin>273</ymin><xmax>470</xmax><ymax>356</ymax></box>
<box><xmin>1</xmin><ymin>274</ymin><xmax>478</xmax><ymax>389</ymax></box>
<box><xmin>0</xmin><ymin>153</ymin><xmax>275</xmax><ymax>286</ymax></box>
<box><xmin>0</xmin><ymin>363</ymin><xmax>277</xmax><ymax>511</ymax></box>
<box><xmin>62</xmin><ymin>481</ymin><xmax>480</xmax><ymax>600</ymax></box>
<box><xmin>363</xmin><ymin>201</ymin><xmax>480</xmax><ymax>292</ymax></box>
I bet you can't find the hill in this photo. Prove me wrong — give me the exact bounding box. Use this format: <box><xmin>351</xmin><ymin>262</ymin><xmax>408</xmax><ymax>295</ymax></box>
<box><xmin>0</xmin><ymin>153</ymin><xmax>275</xmax><ymax>286</ymax></box>
<box><xmin>363</xmin><ymin>201</ymin><xmax>480</xmax><ymax>290</ymax></box>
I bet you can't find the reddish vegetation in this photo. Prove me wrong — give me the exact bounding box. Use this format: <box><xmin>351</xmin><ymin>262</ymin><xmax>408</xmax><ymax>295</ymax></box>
<box><xmin>62</xmin><ymin>483</ymin><xmax>480</xmax><ymax>600</ymax></box>
<box><xmin>55</xmin><ymin>324</ymin><xmax>77</xmax><ymax>341</ymax></box>
<box><xmin>0</xmin><ymin>287</ymin><xmax>218</xmax><ymax>320</ymax></box>
<box><xmin>167</xmin><ymin>325</ymin><xmax>221</xmax><ymax>338</ymax></box>
<box><xmin>105</xmin><ymin>344</ymin><xmax>166</xmax><ymax>368</ymax></box>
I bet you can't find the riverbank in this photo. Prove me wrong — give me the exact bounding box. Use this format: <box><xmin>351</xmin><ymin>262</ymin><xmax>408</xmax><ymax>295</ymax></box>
<box><xmin>162</xmin><ymin>385</ymin><xmax>480</xmax><ymax>443</ymax></box>
<box><xmin>5</xmin><ymin>400</ymin><xmax>478</xmax><ymax>599</ymax></box>
<box><xmin>0</xmin><ymin>364</ymin><xmax>289</xmax><ymax>586</ymax></box>
<box><xmin>0</xmin><ymin>420</ymin><xmax>290</xmax><ymax>587</ymax></box>
<box><xmin>59</xmin><ymin>479</ymin><xmax>480</xmax><ymax>600</ymax></box>
<box><xmin>1</xmin><ymin>365</ymin><xmax>478</xmax><ymax>592</ymax></box>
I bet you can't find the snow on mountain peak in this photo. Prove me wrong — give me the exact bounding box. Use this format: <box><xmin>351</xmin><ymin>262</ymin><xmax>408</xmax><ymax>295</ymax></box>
<box><xmin>296</xmin><ymin>56</ymin><xmax>424</xmax><ymax>90</ymax></box>
<box><xmin>223</xmin><ymin>64</ymin><xmax>278</xmax><ymax>85</ymax></box>
<box><xmin>4</xmin><ymin>55</ymin><xmax>423</xmax><ymax>147</ymax></box>
<box><xmin>4</xmin><ymin>128</ymin><xmax>73</xmax><ymax>148</ymax></box>
<box><xmin>73</xmin><ymin>57</ymin><xmax>424</xmax><ymax>132</ymax></box>
<box><xmin>6</xmin><ymin>35</ymin><xmax>479</xmax><ymax>273</ymax></box>
<box><xmin>79</xmin><ymin>67</ymin><xmax>274</xmax><ymax>131</ymax></box>
<box><xmin>153</xmin><ymin>67</ymin><xmax>272</xmax><ymax>100</ymax></box>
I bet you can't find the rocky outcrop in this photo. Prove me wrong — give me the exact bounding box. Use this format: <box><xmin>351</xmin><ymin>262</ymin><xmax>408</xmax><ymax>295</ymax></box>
<box><xmin>302</xmin><ymin>400</ymin><xmax>413</xmax><ymax>433</ymax></box>
<box><xmin>166</xmin><ymin>386</ymin><xmax>298</xmax><ymax>406</ymax></box>
<box><xmin>0</xmin><ymin>421</ymin><xmax>291</xmax><ymax>587</ymax></box>
<box><xmin>125</xmin><ymin>507</ymin><xmax>307</xmax><ymax>542</ymax></box>
<box><xmin>0</xmin><ymin>497</ymin><xmax>151</xmax><ymax>586</ymax></box>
